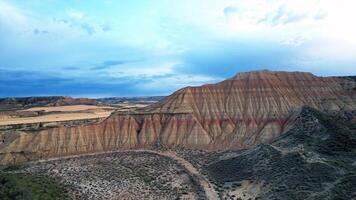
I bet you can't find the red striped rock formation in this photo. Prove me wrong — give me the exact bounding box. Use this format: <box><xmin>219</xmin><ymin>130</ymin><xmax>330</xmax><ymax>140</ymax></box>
<box><xmin>1</xmin><ymin>70</ymin><xmax>355</xmax><ymax>164</ymax></box>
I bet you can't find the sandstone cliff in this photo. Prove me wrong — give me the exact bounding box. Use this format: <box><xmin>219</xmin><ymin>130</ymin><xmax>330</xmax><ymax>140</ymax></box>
<box><xmin>1</xmin><ymin>70</ymin><xmax>355</xmax><ymax>164</ymax></box>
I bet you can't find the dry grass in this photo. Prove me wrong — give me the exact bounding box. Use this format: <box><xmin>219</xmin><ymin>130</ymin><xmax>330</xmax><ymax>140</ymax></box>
<box><xmin>0</xmin><ymin>111</ymin><xmax>112</xmax><ymax>126</ymax></box>
<box><xmin>24</xmin><ymin>105</ymin><xmax>115</xmax><ymax>112</ymax></box>
<box><xmin>113</xmin><ymin>103</ymin><xmax>148</xmax><ymax>109</ymax></box>
<box><xmin>0</xmin><ymin>114</ymin><xmax>13</xmax><ymax>120</ymax></box>
<box><xmin>0</xmin><ymin>105</ymin><xmax>118</xmax><ymax>126</ymax></box>
<box><xmin>0</xmin><ymin>104</ymin><xmax>150</xmax><ymax>126</ymax></box>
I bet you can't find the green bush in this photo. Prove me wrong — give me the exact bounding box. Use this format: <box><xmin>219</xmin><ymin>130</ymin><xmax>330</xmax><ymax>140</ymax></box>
<box><xmin>0</xmin><ymin>173</ymin><xmax>71</xmax><ymax>200</ymax></box>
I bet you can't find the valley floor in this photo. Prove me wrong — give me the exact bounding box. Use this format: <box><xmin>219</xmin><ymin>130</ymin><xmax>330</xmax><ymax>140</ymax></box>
<box><xmin>2</xmin><ymin>150</ymin><xmax>217</xmax><ymax>200</ymax></box>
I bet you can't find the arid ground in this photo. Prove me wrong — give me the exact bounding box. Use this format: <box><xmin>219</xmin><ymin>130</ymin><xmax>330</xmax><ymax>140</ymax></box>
<box><xmin>2</xmin><ymin>150</ymin><xmax>214</xmax><ymax>200</ymax></box>
<box><xmin>0</xmin><ymin>103</ymin><xmax>150</xmax><ymax>126</ymax></box>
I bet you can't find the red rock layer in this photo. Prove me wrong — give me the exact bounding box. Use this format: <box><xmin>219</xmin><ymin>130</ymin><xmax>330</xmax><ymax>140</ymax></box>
<box><xmin>1</xmin><ymin>70</ymin><xmax>355</xmax><ymax>164</ymax></box>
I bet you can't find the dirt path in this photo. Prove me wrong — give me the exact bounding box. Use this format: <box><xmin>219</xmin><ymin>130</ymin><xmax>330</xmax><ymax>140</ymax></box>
<box><xmin>31</xmin><ymin>149</ymin><xmax>220</xmax><ymax>200</ymax></box>
<box><xmin>137</xmin><ymin>150</ymin><xmax>219</xmax><ymax>200</ymax></box>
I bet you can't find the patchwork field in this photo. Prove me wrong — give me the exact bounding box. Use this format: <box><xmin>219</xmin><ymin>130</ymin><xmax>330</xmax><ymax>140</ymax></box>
<box><xmin>0</xmin><ymin>103</ymin><xmax>150</xmax><ymax>126</ymax></box>
<box><xmin>24</xmin><ymin>105</ymin><xmax>115</xmax><ymax>112</ymax></box>
<box><xmin>0</xmin><ymin>105</ymin><xmax>114</xmax><ymax>126</ymax></box>
<box><xmin>0</xmin><ymin>112</ymin><xmax>111</xmax><ymax>126</ymax></box>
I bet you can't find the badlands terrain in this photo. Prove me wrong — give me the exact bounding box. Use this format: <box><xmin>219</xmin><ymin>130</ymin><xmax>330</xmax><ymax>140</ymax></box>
<box><xmin>0</xmin><ymin>70</ymin><xmax>355</xmax><ymax>200</ymax></box>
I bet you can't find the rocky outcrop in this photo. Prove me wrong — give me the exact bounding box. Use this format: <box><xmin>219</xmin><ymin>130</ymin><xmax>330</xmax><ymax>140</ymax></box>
<box><xmin>205</xmin><ymin>107</ymin><xmax>356</xmax><ymax>200</ymax></box>
<box><xmin>1</xmin><ymin>70</ymin><xmax>355</xmax><ymax>164</ymax></box>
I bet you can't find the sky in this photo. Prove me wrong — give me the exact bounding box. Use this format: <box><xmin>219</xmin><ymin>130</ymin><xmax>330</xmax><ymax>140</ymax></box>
<box><xmin>1</xmin><ymin>0</ymin><xmax>356</xmax><ymax>97</ymax></box>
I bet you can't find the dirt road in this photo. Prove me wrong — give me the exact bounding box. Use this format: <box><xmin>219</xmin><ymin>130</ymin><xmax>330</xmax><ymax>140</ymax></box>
<box><xmin>137</xmin><ymin>150</ymin><xmax>219</xmax><ymax>200</ymax></box>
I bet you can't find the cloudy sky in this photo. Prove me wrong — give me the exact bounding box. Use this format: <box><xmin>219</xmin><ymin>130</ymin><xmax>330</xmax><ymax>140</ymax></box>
<box><xmin>1</xmin><ymin>0</ymin><xmax>356</xmax><ymax>97</ymax></box>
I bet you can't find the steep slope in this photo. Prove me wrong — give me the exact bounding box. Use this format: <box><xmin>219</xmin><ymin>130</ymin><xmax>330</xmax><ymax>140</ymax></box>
<box><xmin>205</xmin><ymin>107</ymin><xmax>356</xmax><ymax>200</ymax></box>
<box><xmin>0</xmin><ymin>70</ymin><xmax>355</xmax><ymax>164</ymax></box>
<box><xmin>148</xmin><ymin>70</ymin><xmax>355</xmax><ymax>147</ymax></box>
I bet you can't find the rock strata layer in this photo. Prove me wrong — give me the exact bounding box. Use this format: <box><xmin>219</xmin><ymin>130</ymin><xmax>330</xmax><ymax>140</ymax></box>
<box><xmin>1</xmin><ymin>70</ymin><xmax>355</xmax><ymax>164</ymax></box>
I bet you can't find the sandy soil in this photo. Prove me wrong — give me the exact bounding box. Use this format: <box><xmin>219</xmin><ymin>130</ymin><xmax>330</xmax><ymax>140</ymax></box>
<box><xmin>0</xmin><ymin>114</ymin><xmax>13</xmax><ymax>120</ymax></box>
<box><xmin>0</xmin><ymin>111</ymin><xmax>111</xmax><ymax>126</ymax></box>
<box><xmin>113</xmin><ymin>103</ymin><xmax>148</xmax><ymax>109</ymax></box>
<box><xmin>0</xmin><ymin>104</ymin><xmax>150</xmax><ymax>126</ymax></box>
<box><xmin>24</xmin><ymin>105</ymin><xmax>116</xmax><ymax>112</ymax></box>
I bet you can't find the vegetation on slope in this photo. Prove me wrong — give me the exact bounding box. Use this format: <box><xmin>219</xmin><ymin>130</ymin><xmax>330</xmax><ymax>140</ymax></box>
<box><xmin>204</xmin><ymin>107</ymin><xmax>356</xmax><ymax>200</ymax></box>
<box><xmin>0</xmin><ymin>173</ymin><xmax>70</xmax><ymax>200</ymax></box>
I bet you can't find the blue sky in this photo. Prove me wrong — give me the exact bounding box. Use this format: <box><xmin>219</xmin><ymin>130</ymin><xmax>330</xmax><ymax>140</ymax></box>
<box><xmin>1</xmin><ymin>0</ymin><xmax>356</xmax><ymax>97</ymax></box>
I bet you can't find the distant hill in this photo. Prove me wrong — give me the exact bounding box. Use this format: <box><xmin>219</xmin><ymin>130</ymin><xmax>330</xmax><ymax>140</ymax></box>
<box><xmin>97</xmin><ymin>96</ymin><xmax>165</xmax><ymax>104</ymax></box>
<box><xmin>0</xmin><ymin>96</ymin><xmax>97</xmax><ymax>111</ymax></box>
<box><xmin>342</xmin><ymin>76</ymin><xmax>356</xmax><ymax>82</ymax></box>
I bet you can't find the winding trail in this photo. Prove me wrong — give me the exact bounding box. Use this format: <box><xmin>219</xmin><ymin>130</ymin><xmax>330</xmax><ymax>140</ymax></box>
<box><xmin>141</xmin><ymin>150</ymin><xmax>219</xmax><ymax>200</ymax></box>
<box><xmin>31</xmin><ymin>149</ymin><xmax>219</xmax><ymax>200</ymax></box>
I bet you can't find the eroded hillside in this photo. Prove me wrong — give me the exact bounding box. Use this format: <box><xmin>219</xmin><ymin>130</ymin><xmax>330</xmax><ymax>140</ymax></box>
<box><xmin>0</xmin><ymin>70</ymin><xmax>355</xmax><ymax>165</ymax></box>
<box><xmin>205</xmin><ymin>107</ymin><xmax>356</xmax><ymax>200</ymax></box>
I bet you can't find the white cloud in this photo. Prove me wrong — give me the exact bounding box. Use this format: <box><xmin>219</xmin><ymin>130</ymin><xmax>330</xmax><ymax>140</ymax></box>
<box><xmin>134</xmin><ymin>74</ymin><xmax>220</xmax><ymax>94</ymax></box>
<box><xmin>107</xmin><ymin>61</ymin><xmax>178</xmax><ymax>78</ymax></box>
<box><xmin>223</xmin><ymin>6</ymin><xmax>238</xmax><ymax>15</ymax></box>
<box><xmin>0</xmin><ymin>1</ymin><xmax>31</xmax><ymax>32</ymax></box>
<box><xmin>280</xmin><ymin>35</ymin><xmax>309</xmax><ymax>47</ymax></box>
<box><xmin>258</xmin><ymin>5</ymin><xmax>308</xmax><ymax>25</ymax></box>
<box><xmin>1</xmin><ymin>0</ymin><xmax>356</xmax><ymax>85</ymax></box>
<box><xmin>67</xmin><ymin>9</ymin><xmax>85</xmax><ymax>20</ymax></box>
